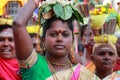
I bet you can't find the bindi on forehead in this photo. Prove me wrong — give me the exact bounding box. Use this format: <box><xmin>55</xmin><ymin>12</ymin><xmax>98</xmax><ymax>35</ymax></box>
<box><xmin>58</xmin><ymin>28</ymin><xmax>62</xmax><ymax>33</ymax></box>
<box><xmin>57</xmin><ymin>28</ymin><xmax>70</xmax><ymax>33</ymax></box>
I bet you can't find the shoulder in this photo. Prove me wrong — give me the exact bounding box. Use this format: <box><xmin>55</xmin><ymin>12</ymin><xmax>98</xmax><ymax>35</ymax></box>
<box><xmin>18</xmin><ymin>49</ymin><xmax>46</xmax><ymax>68</ymax></box>
<box><xmin>20</xmin><ymin>53</ymin><xmax>52</xmax><ymax>80</ymax></box>
<box><xmin>103</xmin><ymin>71</ymin><xmax>120</xmax><ymax>80</ymax></box>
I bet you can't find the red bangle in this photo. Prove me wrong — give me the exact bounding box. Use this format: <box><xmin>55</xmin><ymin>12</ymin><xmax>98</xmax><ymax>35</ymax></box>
<box><xmin>33</xmin><ymin>0</ymin><xmax>39</xmax><ymax>7</ymax></box>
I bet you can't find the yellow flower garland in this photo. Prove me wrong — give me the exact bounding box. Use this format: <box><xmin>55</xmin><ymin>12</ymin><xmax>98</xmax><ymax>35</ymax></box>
<box><xmin>89</xmin><ymin>4</ymin><xmax>115</xmax><ymax>15</ymax></box>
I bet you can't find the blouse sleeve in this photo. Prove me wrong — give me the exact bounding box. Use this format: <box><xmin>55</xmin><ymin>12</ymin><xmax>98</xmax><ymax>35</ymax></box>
<box><xmin>18</xmin><ymin>49</ymin><xmax>38</xmax><ymax>68</ymax></box>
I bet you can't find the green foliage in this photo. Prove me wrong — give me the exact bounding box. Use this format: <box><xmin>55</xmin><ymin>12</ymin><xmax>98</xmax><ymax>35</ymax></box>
<box><xmin>44</xmin><ymin>5</ymin><xmax>52</xmax><ymax>12</ymax></box>
<box><xmin>60</xmin><ymin>5</ymin><xmax>73</xmax><ymax>20</ymax></box>
<box><xmin>39</xmin><ymin>1</ymin><xmax>84</xmax><ymax>25</ymax></box>
<box><xmin>70</xmin><ymin>4</ymin><xmax>83</xmax><ymax>23</ymax></box>
<box><xmin>53</xmin><ymin>3</ymin><xmax>63</xmax><ymax>17</ymax></box>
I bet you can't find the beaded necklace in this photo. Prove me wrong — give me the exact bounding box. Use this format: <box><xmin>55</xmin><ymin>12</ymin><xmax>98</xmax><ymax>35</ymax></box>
<box><xmin>49</xmin><ymin>60</ymin><xmax>70</xmax><ymax>66</ymax></box>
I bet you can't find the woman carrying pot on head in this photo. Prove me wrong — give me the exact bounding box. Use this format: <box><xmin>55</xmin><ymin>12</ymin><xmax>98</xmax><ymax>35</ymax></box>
<box><xmin>91</xmin><ymin>35</ymin><xmax>120</xmax><ymax>79</ymax></box>
<box><xmin>13</xmin><ymin>0</ymin><xmax>98</xmax><ymax>80</ymax></box>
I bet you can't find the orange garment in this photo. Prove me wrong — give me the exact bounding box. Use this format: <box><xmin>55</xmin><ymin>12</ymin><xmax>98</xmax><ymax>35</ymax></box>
<box><xmin>0</xmin><ymin>57</ymin><xmax>21</xmax><ymax>80</ymax></box>
<box><xmin>86</xmin><ymin>61</ymin><xmax>95</xmax><ymax>73</ymax></box>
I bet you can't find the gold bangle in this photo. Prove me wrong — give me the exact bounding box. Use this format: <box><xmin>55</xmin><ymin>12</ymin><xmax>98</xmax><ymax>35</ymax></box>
<box><xmin>33</xmin><ymin>0</ymin><xmax>39</xmax><ymax>7</ymax></box>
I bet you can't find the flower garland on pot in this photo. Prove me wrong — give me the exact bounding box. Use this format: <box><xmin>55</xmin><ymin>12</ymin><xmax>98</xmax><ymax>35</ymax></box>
<box><xmin>38</xmin><ymin>0</ymin><xmax>84</xmax><ymax>26</ymax></box>
<box><xmin>89</xmin><ymin>3</ymin><xmax>118</xmax><ymax>43</ymax></box>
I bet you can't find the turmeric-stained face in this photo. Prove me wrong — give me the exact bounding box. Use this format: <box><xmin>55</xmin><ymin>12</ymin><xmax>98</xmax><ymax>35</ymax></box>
<box><xmin>43</xmin><ymin>20</ymin><xmax>73</xmax><ymax>58</ymax></box>
<box><xmin>0</xmin><ymin>28</ymin><xmax>15</xmax><ymax>59</ymax></box>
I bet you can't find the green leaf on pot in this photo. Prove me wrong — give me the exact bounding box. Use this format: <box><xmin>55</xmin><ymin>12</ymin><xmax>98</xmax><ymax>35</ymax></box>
<box><xmin>60</xmin><ymin>5</ymin><xmax>73</xmax><ymax>20</ymax></box>
<box><xmin>71</xmin><ymin>5</ymin><xmax>83</xmax><ymax>23</ymax></box>
<box><xmin>53</xmin><ymin>3</ymin><xmax>63</xmax><ymax>17</ymax></box>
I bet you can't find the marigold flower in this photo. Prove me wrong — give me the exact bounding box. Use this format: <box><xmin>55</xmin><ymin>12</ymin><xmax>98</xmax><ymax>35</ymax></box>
<box><xmin>98</xmin><ymin>11</ymin><xmax>103</xmax><ymax>15</ymax></box>
<box><xmin>101</xmin><ymin>7</ymin><xmax>106</xmax><ymax>13</ymax></box>
<box><xmin>89</xmin><ymin>4</ymin><xmax>115</xmax><ymax>15</ymax></box>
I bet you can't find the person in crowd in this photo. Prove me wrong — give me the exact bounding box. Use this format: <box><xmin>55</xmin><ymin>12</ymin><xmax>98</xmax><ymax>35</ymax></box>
<box><xmin>69</xmin><ymin>21</ymin><xmax>83</xmax><ymax>65</ymax></box>
<box><xmin>29</xmin><ymin>33</ymin><xmax>38</xmax><ymax>48</ymax></box>
<box><xmin>91</xmin><ymin>35</ymin><xmax>120</xmax><ymax>79</ymax></box>
<box><xmin>12</xmin><ymin>0</ymin><xmax>99</xmax><ymax>80</ymax></box>
<box><xmin>0</xmin><ymin>17</ymin><xmax>21</xmax><ymax>80</ymax></box>
<box><xmin>29</xmin><ymin>32</ymin><xmax>42</xmax><ymax>53</ymax></box>
<box><xmin>80</xmin><ymin>24</ymin><xmax>95</xmax><ymax>73</ymax></box>
<box><xmin>114</xmin><ymin>31</ymin><xmax>120</xmax><ymax>71</ymax></box>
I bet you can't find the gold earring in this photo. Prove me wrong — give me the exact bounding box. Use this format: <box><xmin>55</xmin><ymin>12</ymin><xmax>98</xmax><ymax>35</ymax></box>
<box><xmin>69</xmin><ymin>46</ymin><xmax>75</xmax><ymax>63</ymax></box>
<box><xmin>43</xmin><ymin>44</ymin><xmax>46</xmax><ymax>51</ymax></box>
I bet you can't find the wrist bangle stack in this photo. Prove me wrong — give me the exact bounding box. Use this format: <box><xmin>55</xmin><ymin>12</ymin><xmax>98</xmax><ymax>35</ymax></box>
<box><xmin>33</xmin><ymin>0</ymin><xmax>39</xmax><ymax>7</ymax></box>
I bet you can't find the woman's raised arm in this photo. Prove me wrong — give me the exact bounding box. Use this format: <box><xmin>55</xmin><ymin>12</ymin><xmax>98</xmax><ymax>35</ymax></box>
<box><xmin>13</xmin><ymin>0</ymin><xmax>42</xmax><ymax>60</ymax></box>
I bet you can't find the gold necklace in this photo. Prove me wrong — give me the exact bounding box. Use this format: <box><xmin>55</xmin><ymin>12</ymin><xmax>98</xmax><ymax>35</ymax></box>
<box><xmin>49</xmin><ymin>60</ymin><xmax>70</xmax><ymax>66</ymax></box>
<box><xmin>46</xmin><ymin>58</ymin><xmax>58</xmax><ymax>80</ymax></box>
<box><xmin>46</xmin><ymin>58</ymin><xmax>74</xmax><ymax>80</ymax></box>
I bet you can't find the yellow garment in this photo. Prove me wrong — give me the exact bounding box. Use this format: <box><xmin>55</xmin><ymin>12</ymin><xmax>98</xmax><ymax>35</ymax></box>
<box><xmin>86</xmin><ymin>61</ymin><xmax>95</xmax><ymax>73</ymax></box>
<box><xmin>46</xmin><ymin>63</ymin><xmax>99</xmax><ymax>80</ymax></box>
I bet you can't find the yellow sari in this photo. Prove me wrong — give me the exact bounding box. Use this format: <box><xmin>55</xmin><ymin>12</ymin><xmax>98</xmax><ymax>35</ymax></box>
<box><xmin>46</xmin><ymin>63</ymin><xmax>99</xmax><ymax>80</ymax></box>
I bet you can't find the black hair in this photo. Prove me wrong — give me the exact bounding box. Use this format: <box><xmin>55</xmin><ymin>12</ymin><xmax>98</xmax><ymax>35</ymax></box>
<box><xmin>42</xmin><ymin>16</ymin><xmax>74</xmax><ymax>39</ymax></box>
<box><xmin>78</xmin><ymin>43</ymin><xmax>84</xmax><ymax>52</ymax></box>
<box><xmin>29</xmin><ymin>33</ymin><xmax>37</xmax><ymax>38</ymax></box>
<box><xmin>0</xmin><ymin>24</ymin><xmax>12</xmax><ymax>31</ymax></box>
